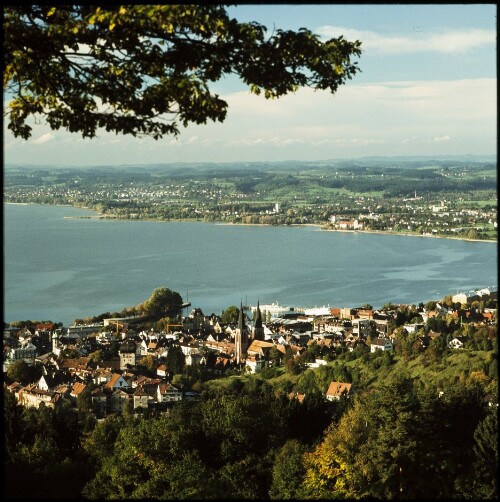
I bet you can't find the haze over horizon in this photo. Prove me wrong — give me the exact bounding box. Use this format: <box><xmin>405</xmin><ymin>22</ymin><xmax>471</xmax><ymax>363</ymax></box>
<box><xmin>4</xmin><ymin>4</ymin><xmax>496</xmax><ymax>167</ymax></box>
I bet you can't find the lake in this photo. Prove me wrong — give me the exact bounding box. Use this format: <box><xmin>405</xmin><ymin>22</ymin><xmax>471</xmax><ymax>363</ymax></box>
<box><xmin>3</xmin><ymin>203</ymin><xmax>497</xmax><ymax>325</ymax></box>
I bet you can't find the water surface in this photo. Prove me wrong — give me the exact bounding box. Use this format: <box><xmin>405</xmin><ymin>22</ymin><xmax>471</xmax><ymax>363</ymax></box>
<box><xmin>4</xmin><ymin>203</ymin><xmax>497</xmax><ymax>325</ymax></box>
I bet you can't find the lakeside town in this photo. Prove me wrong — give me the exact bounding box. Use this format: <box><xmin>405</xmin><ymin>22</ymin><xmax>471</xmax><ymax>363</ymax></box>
<box><xmin>4</xmin><ymin>5</ymin><xmax>497</xmax><ymax>498</ymax></box>
<box><xmin>4</xmin><ymin>285</ymin><xmax>497</xmax><ymax>417</ymax></box>
<box><xmin>4</xmin><ymin>160</ymin><xmax>497</xmax><ymax>241</ymax></box>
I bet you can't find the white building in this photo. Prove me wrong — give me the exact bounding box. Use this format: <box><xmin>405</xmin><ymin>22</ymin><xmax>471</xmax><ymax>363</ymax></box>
<box><xmin>370</xmin><ymin>337</ymin><xmax>393</xmax><ymax>353</ymax></box>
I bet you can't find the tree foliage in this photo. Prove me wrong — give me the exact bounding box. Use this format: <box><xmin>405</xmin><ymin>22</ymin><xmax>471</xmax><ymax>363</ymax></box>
<box><xmin>140</xmin><ymin>286</ymin><xmax>183</xmax><ymax>319</ymax></box>
<box><xmin>269</xmin><ymin>439</ymin><xmax>308</xmax><ymax>500</ymax></box>
<box><xmin>165</xmin><ymin>345</ymin><xmax>185</xmax><ymax>376</ymax></box>
<box><xmin>302</xmin><ymin>372</ymin><xmax>492</xmax><ymax>499</ymax></box>
<box><xmin>6</xmin><ymin>360</ymin><xmax>42</xmax><ymax>386</ymax></box>
<box><xmin>221</xmin><ymin>305</ymin><xmax>241</xmax><ymax>325</ymax></box>
<box><xmin>470</xmin><ymin>409</ymin><xmax>498</xmax><ymax>498</ymax></box>
<box><xmin>4</xmin><ymin>399</ymin><xmax>92</xmax><ymax>499</ymax></box>
<box><xmin>4</xmin><ymin>5</ymin><xmax>362</xmax><ymax>140</ymax></box>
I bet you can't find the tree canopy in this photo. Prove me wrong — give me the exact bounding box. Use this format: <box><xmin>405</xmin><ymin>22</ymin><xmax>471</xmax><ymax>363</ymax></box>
<box><xmin>4</xmin><ymin>5</ymin><xmax>362</xmax><ymax>140</ymax></box>
<box><xmin>221</xmin><ymin>305</ymin><xmax>241</xmax><ymax>325</ymax></box>
<box><xmin>140</xmin><ymin>287</ymin><xmax>183</xmax><ymax>319</ymax></box>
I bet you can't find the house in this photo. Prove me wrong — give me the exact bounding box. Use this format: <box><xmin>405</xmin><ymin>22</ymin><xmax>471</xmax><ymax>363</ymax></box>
<box><xmin>18</xmin><ymin>384</ymin><xmax>62</xmax><ymax>409</ymax></box>
<box><xmin>157</xmin><ymin>382</ymin><xmax>182</xmax><ymax>403</ymax></box>
<box><xmin>352</xmin><ymin>319</ymin><xmax>373</xmax><ymax>336</ymax></box>
<box><xmin>110</xmin><ymin>388</ymin><xmax>131</xmax><ymax>413</ymax></box>
<box><xmin>147</xmin><ymin>341</ymin><xmax>158</xmax><ymax>354</ymax></box>
<box><xmin>326</xmin><ymin>381</ymin><xmax>353</xmax><ymax>401</ymax></box>
<box><xmin>370</xmin><ymin>337</ymin><xmax>394</xmax><ymax>352</ymax></box>
<box><xmin>8</xmin><ymin>342</ymin><xmax>37</xmax><ymax>362</ymax></box>
<box><xmin>452</xmin><ymin>291</ymin><xmax>480</xmax><ymax>305</ymax></box>
<box><xmin>138</xmin><ymin>339</ymin><xmax>149</xmax><ymax>357</ymax></box>
<box><xmin>306</xmin><ymin>358</ymin><xmax>328</xmax><ymax>369</ymax></box>
<box><xmin>131</xmin><ymin>375</ymin><xmax>161</xmax><ymax>389</ymax></box>
<box><xmin>119</xmin><ymin>340</ymin><xmax>136</xmax><ymax>370</ymax></box>
<box><xmin>104</xmin><ymin>373</ymin><xmax>130</xmax><ymax>390</ymax></box>
<box><xmin>6</xmin><ymin>381</ymin><xmax>23</xmax><ymax>400</ymax></box>
<box><xmin>93</xmin><ymin>367</ymin><xmax>113</xmax><ymax>385</ymax></box>
<box><xmin>288</xmin><ymin>392</ymin><xmax>306</xmax><ymax>404</ymax></box>
<box><xmin>37</xmin><ymin>372</ymin><xmax>67</xmax><ymax>391</ymax></box>
<box><xmin>156</xmin><ymin>364</ymin><xmax>168</xmax><ymax>377</ymax></box>
<box><xmin>70</xmin><ymin>382</ymin><xmax>88</xmax><ymax>402</ymax></box>
<box><xmin>356</xmin><ymin>309</ymin><xmax>373</xmax><ymax>319</ymax></box>
<box><xmin>133</xmin><ymin>387</ymin><xmax>150</xmax><ymax>410</ymax></box>
<box><xmin>61</xmin><ymin>357</ymin><xmax>95</xmax><ymax>378</ymax></box>
<box><xmin>91</xmin><ymin>387</ymin><xmax>108</xmax><ymax>417</ymax></box>
<box><xmin>245</xmin><ymin>355</ymin><xmax>268</xmax><ymax>374</ymax></box>
<box><xmin>340</xmin><ymin>308</ymin><xmax>357</xmax><ymax>320</ymax></box>
<box><xmin>207</xmin><ymin>354</ymin><xmax>232</xmax><ymax>374</ymax></box>
<box><xmin>403</xmin><ymin>323</ymin><xmax>424</xmax><ymax>334</ymax></box>
<box><xmin>448</xmin><ymin>336</ymin><xmax>467</xmax><ymax>349</ymax></box>
<box><xmin>246</xmin><ymin>339</ymin><xmax>276</xmax><ymax>359</ymax></box>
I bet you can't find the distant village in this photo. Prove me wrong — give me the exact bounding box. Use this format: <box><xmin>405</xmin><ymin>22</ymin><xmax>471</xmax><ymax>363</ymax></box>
<box><xmin>4</xmin><ymin>287</ymin><xmax>497</xmax><ymax>418</ymax></box>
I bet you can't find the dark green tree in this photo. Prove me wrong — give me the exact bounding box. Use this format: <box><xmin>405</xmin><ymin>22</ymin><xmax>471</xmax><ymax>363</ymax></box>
<box><xmin>165</xmin><ymin>345</ymin><xmax>185</xmax><ymax>375</ymax></box>
<box><xmin>141</xmin><ymin>287</ymin><xmax>183</xmax><ymax>319</ymax></box>
<box><xmin>4</xmin><ymin>5</ymin><xmax>361</xmax><ymax>140</ymax></box>
<box><xmin>221</xmin><ymin>305</ymin><xmax>240</xmax><ymax>324</ymax></box>
<box><xmin>6</xmin><ymin>360</ymin><xmax>42</xmax><ymax>386</ymax></box>
<box><xmin>470</xmin><ymin>409</ymin><xmax>498</xmax><ymax>499</ymax></box>
<box><xmin>269</xmin><ymin>439</ymin><xmax>308</xmax><ymax>499</ymax></box>
<box><xmin>3</xmin><ymin>389</ymin><xmax>24</xmax><ymax>462</ymax></box>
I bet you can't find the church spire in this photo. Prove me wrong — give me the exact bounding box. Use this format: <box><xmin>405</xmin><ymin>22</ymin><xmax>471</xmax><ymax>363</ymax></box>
<box><xmin>235</xmin><ymin>302</ymin><xmax>249</xmax><ymax>364</ymax></box>
<box><xmin>238</xmin><ymin>301</ymin><xmax>246</xmax><ymax>330</ymax></box>
<box><xmin>255</xmin><ymin>301</ymin><xmax>263</xmax><ymax>328</ymax></box>
<box><xmin>252</xmin><ymin>300</ymin><xmax>265</xmax><ymax>341</ymax></box>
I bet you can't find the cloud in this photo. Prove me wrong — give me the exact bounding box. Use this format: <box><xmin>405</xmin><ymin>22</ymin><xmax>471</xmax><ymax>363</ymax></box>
<box><xmin>33</xmin><ymin>133</ymin><xmax>55</xmax><ymax>145</ymax></box>
<box><xmin>208</xmin><ymin>77</ymin><xmax>495</xmax><ymax>156</ymax></box>
<box><xmin>4</xmin><ymin>74</ymin><xmax>495</xmax><ymax>164</ymax></box>
<box><xmin>317</xmin><ymin>26</ymin><xmax>495</xmax><ymax>54</ymax></box>
<box><xmin>225</xmin><ymin>78</ymin><xmax>496</xmax><ymax>126</ymax></box>
<box><xmin>433</xmin><ymin>135</ymin><xmax>451</xmax><ymax>143</ymax></box>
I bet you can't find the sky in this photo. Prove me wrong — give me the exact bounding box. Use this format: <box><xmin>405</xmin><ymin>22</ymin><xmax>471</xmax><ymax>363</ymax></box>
<box><xmin>4</xmin><ymin>3</ymin><xmax>497</xmax><ymax>166</ymax></box>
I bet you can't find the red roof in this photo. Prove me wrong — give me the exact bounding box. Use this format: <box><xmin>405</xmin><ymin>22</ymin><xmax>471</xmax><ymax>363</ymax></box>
<box><xmin>326</xmin><ymin>381</ymin><xmax>353</xmax><ymax>398</ymax></box>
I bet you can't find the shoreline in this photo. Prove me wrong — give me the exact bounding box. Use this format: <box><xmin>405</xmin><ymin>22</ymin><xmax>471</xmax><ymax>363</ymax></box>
<box><xmin>211</xmin><ymin>222</ymin><xmax>497</xmax><ymax>243</ymax></box>
<box><xmin>5</xmin><ymin>202</ymin><xmax>497</xmax><ymax>244</ymax></box>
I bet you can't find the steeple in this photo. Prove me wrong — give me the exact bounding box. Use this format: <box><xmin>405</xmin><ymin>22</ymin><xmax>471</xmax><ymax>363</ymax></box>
<box><xmin>235</xmin><ymin>302</ymin><xmax>249</xmax><ymax>364</ymax></box>
<box><xmin>252</xmin><ymin>301</ymin><xmax>265</xmax><ymax>341</ymax></box>
<box><xmin>238</xmin><ymin>301</ymin><xmax>245</xmax><ymax>330</ymax></box>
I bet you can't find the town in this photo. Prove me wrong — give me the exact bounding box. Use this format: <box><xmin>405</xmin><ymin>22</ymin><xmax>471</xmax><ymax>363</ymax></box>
<box><xmin>4</xmin><ymin>286</ymin><xmax>497</xmax><ymax>418</ymax></box>
<box><xmin>4</xmin><ymin>159</ymin><xmax>497</xmax><ymax>241</ymax></box>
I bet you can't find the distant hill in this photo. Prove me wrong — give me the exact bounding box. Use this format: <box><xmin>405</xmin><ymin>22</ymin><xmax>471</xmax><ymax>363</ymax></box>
<box><xmin>5</xmin><ymin>154</ymin><xmax>496</xmax><ymax>173</ymax></box>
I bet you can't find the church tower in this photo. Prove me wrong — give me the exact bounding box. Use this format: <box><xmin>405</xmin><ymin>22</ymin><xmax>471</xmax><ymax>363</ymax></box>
<box><xmin>252</xmin><ymin>301</ymin><xmax>265</xmax><ymax>341</ymax></box>
<box><xmin>234</xmin><ymin>302</ymin><xmax>249</xmax><ymax>364</ymax></box>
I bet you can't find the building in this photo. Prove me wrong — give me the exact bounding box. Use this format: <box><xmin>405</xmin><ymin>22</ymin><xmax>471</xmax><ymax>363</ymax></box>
<box><xmin>326</xmin><ymin>381</ymin><xmax>354</xmax><ymax>401</ymax></box>
<box><xmin>251</xmin><ymin>301</ymin><xmax>265</xmax><ymax>341</ymax></box>
<box><xmin>18</xmin><ymin>385</ymin><xmax>62</xmax><ymax>409</ymax></box>
<box><xmin>7</xmin><ymin>342</ymin><xmax>37</xmax><ymax>363</ymax></box>
<box><xmin>234</xmin><ymin>303</ymin><xmax>249</xmax><ymax>364</ymax></box>
<box><xmin>119</xmin><ymin>340</ymin><xmax>137</xmax><ymax>370</ymax></box>
<box><xmin>370</xmin><ymin>337</ymin><xmax>394</xmax><ymax>352</ymax></box>
<box><xmin>245</xmin><ymin>355</ymin><xmax>268</xmax><ymax>374</ymax></box>
<box><xmin>133</xmin><ymin>387</ymin><xmax>150</xmax><ymax>410</ymax></box>
<box><xmin>157</xmin><ymin>382</ymin><xmax>182</xmax><ymax>403</ymax></box>
<box><xmin>452</xmin><ymin>291</ymin><xmax>480</xmax><ymax>305</ymax></box>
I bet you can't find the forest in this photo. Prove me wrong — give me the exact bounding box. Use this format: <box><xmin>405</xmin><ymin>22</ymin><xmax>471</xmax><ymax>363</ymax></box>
<box><xmin>4</xmin><ymin>334</ymin><xmax>497</xmax><ymax>500</ymax></box>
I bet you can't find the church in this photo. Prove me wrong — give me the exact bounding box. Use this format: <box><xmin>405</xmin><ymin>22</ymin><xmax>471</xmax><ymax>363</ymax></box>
<box><xmin>234</xmin><ymin>301</ymin><xmax>265</xmax><ymax>364</ymax></box>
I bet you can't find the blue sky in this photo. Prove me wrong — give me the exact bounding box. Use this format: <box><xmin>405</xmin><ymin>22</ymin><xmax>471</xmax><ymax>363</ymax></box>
<box><xmin>4</xmin><ymin>4</ymin><xmax>497</xmax><ymax>166</ymax></box>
